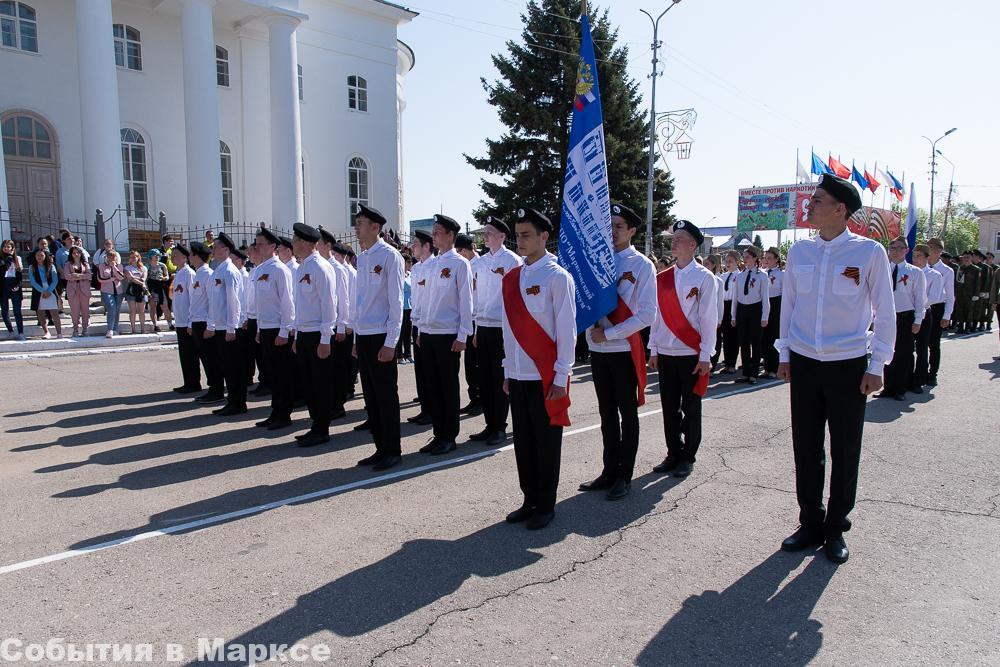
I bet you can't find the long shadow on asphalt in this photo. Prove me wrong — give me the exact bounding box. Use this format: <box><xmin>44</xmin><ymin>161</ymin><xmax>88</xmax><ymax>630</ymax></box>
<box><xmin>5</xmin><ymin>390</ymin><xmax>181</xmax><ymax>419</ymax></box>
<box><xmin>864</xmin><ymin>390</ymin><xmax>934</xmax><ymax>424</ymax></box>
<box><xmin>636</xmin><ymin>550</ymin><xmax>836</xmax><ymax>666</ymax></box>
<box><xmin>979</xmin><ymin>357</ymin><xmax>1000</xmax><ymax>380</ymax></box>
<box><xmin>7</xmin><ymin>396</ymin><xmax>207</xmax><ymax>435</ymax></box>
<box><xmin>183</xmin><ymin>472</ymin><xmax>686</xmax><ymax>665</ymax></box>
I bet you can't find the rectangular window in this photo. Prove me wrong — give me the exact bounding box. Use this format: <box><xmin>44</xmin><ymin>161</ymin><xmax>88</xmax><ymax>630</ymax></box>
<box><xmin>114</xmin><ymin>39</ymin><xmax>124</xmax><ymax>67</ymax></box>
<box><xmin>995</xmin><ymin>231</ymin><xmax>1000</xmax><ymax>252</ymax></box>
<box><xmin>1</xmin><ymin>17</ymin><xmax>15</xmax><ymax>48</ymax></box>
<box><xmin>18</xmin><ymin>14</ymin><xmax>34</xmax><ymax>52</ymax></box>
<box><xmin>297</xmin><ymin>65</ymin><xmax>303</xmax><ymax>101</ymax></box>
<box><xmin>126</xmin><ymin>41</ymin><xmax>141</xmax><ymax>70</ymax></box>
<box><xmin>216</xmin><ymin>46</ymin><xmax>229</xmax><ymax>87</ymax></box>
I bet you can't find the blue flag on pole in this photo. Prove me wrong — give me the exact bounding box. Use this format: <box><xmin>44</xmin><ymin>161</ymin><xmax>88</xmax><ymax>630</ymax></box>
<box><xmin>811</xmin><ymin>151</ymin><xmax>833</xmax><ymax>176</ymax></box>
<box><xmin>557</xmin><ymin>12</ymin><xmax>616</xmax><ymax>334</ymax></box>
<box><xmin>851</xmin><ymin>165</ymin><xmax>869</xmax><ymax>191</ymax></box>
<box><xmin>905</xmin><ymin>182</ymin><xmax>917</xmax><ymax>262</ymax></box>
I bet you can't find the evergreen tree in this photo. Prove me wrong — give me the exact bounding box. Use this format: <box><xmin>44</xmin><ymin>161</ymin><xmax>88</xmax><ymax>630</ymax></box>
<box><xmin>465</xmin><ymin>0</ymin><xmax>675</xmax><ymax>249</ymax></box>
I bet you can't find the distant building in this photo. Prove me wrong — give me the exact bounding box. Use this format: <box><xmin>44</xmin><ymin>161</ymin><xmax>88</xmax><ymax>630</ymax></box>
<box><xmin>409</xmin><ymin>217</ymin><xmax>433</xmax><ymax>237</ymax></box>
<box><xmin>976</xmin><ymin>206</ymin><xmax>1000</xmax><ymax>253</ymax></box>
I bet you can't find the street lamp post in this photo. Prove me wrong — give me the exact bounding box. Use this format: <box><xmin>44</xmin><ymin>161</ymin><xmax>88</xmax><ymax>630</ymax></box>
<box><xmin>922</xmin><ymin>127</ymin><xmax>957</xmax><ymax>237</ymax></box>
<box><xmin>935</xmin><ymin>150</ymin><xmax>956</xmax><ymax>237</ymax></box>
<box><xmin>640</xmin><ymin>0</ymin><xmax>682</xmax><ymax>254</ymax></box>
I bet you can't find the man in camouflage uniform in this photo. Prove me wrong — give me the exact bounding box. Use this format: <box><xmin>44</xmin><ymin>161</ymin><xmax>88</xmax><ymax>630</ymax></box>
<box><xmin>954</xmin><ymin>251</ymin><xmax>981</xmax><ymax>334</ymax></box>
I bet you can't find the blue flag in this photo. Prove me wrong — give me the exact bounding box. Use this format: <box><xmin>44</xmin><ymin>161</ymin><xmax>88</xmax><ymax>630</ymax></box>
<box><xmin>557</xmin><ymin>13</ymin><xmax>616</xmax><ymax>334</ymax></box>
<box><xmin>905</xmin><ymin>182</ymin><xmax>917</xmax><ymax>262</ymax></box>
<box><xmin>851</xmin><ymin>165</ymin><xmax>869</xmax><ymax>191</ymax></box>
<box><xmin>811</xmin><ymin>151</ymin><xmax>833</xmax><ymax>176</ymax></box>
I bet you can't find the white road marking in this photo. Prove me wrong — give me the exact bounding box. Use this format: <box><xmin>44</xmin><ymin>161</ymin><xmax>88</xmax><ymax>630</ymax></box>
<box><xmin>0</xmin><ymin>344</ymin><xmax>177</xmax><ymax>361</ymax></box>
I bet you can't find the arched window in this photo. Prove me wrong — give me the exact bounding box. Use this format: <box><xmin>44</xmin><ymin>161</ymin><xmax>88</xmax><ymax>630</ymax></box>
<box><xmin>113</xmin><ymin>24</ymin><xmax>141</xmax><ymax>71</ymax></box>
<box><xmin>0</xmin><ymin>1</ymin><xmax>37</xmax><ymax>53</ymax></box>
<box><xmin>120</xmin><ymin>128</ymin><xmax>148</xmax><ymax>218</ymax></box>
<box><xmin>347</xmin><ymin>157</ymin><xmax>369</xmax><ymax>224</ymax></box>
<box><xmin>347</xmin><ymin>75</ymin><xmax>367</xmax><ymax>112</ymax></box>
<box><xmin>297</xmin><ymin>64</ymin><xmax>303</xmax><ymax>101</ymax></box>
<box><xmin>2</xmin><ymin>114</ymin><xmax>51</xmax><ymax>159</ymax></box>
<box><xmin>216</xmin><ymin>45</ymin><xmax>229</xmax><ymax>87</ymax></box>
<box><xmin>220</xmin><ymin>141</ymin><xmax>233</xmax><ymax>223</ymax></box>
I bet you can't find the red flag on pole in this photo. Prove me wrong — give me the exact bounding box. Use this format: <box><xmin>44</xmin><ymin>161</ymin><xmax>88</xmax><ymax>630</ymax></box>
<box><xmin>828</xmin><ymin>155</ymin><xmax>851</xmax><ymax>179</ymax></box>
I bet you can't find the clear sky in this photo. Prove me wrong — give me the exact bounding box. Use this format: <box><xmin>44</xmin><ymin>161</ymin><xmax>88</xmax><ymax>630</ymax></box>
<box><xmin>396</xmin><ymin>0</ymin><xmax>998</xmax><ymax>232</ymax></box>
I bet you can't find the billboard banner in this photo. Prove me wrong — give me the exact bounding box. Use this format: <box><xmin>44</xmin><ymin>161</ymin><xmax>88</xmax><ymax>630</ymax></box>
<box><xmin>737</xmin><ymin>184</ymin><xmax>816</xmax><ymax>231</ymax></box>
<box><xmin>848</xmin><ymin>207</ymin><xmax>901</xmax><ymax>240</ymax></box>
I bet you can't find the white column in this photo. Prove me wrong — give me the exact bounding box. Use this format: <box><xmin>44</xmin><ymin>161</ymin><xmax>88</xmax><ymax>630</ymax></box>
<box><xmin>0</xmin><ymin>150</ymin><xmax>9</xmax><ymax>241</ymax></box>
<box><xmin>75</xmin><ymin>0</ymin><xmax>125</xmax><ymax>243</ymax></box>
<box><xmin>263</xmin><ymin>13</ymin><xmax>304</xmax><ymax>228</ymax></box>
<box><xmin>181</xmin><ymin>0</ymin><xmax>224</xmax><ymax>230</ymax></box>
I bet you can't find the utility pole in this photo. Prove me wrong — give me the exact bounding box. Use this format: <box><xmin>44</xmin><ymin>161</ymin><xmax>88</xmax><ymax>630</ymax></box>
<box><xmin>942</xmin><ymin>181</ymin><xmax>954</xmax><ymax>237</ymax></box>
<box><xmin>640</xmin><ymin>1</ymin><xmax>682</xmax><ymax>254</ymax></box>
<box><xmin>922</xmin><ymin>127</ymin><xmax>957</xmax><ymax>237</ymax></box>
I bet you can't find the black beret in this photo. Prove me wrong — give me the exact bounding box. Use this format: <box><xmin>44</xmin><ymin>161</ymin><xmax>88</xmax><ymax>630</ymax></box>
<box><xmin>190</xmin><ymin>242</ymin><xmax>210</xmax><ymax>261</ymax></box>
<box><xmin>317</xmin><ymin>225</ymin><xmax>336</xmax><ymax>244</ymax></box>
<box><xmin>816</xmin><ymin>174</ymin><xmax>863</xmax><ymax>215</ymax></box>
<box><xmin>172</xmin><ymin>244</ymin><xmax>190</xmax><ymax>258</ymax></box>
<box><xmin>611</xmin><ymin>202</ymin><xmax>643</xmax><ymax>229</ymax></box>
<box><xmin>672</xmin><ymin>219</ymin><xmax>704</xmax><ymax>246</ymax></box>
<box><xmin>455</xmin><ymin>233</ymin><xmax>474</xmax><ymax>251</ymax></box>
<box><xmin>331</xmin><ymin>242</ymin><xmax>349</xmax><ymax>256</ymax></box>
<box><xmin>217</xmin><ymin>232</ymin><xmax>236</xmax><ymax>252</ymax></box>
<box><xmin>941</xmin><ymin>252</ymin><xmax>953</xmax><ymax>259</ymax></box>
<box><xmin>256</xmin><ymin>226</ymin><xmax>280</xmax><ymax>245</ymax></box>
<box><xmin>413</xmin><ymin>229</ymin><xmax>432</xmax><ymax>244</ymax></box>
<box><xmin>356</xmin><ymin>204</ymin><xmax>387</xmax><ymax>227</ymax></box>
<box><xmin>293</xmin><ymin>222</ymin><xmax>320</xmax><ymax>243</ymax></box>
<box><xmin>433</xmin><ymin>214</ymin><xmax>461</xmax><ymax>234</ymax></box>
<box><xmin>483</xmin><ymin>215</ymin><xmax>511</xmax><ymax>237</ymax></box>
<box><xmin>515</xmin><ymin>206</ymin><xmax>553</xmax><ymax>233</ymax></box>
<box><xmin>231</xmin><ymin>247</ymin><xmax>247</xmax><ymax>261</ymax></box>
<box><xmin>278</xmin><ymin>236</ymin><xmax>293</xmax><ymax>249</ymax></box>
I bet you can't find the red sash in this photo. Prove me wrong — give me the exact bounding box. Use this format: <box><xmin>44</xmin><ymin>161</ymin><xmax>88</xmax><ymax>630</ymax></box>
<box><xmin>502</xmin><ymin>266</ymin><xmax>571</xmax><ymax>426</ymax></box>
<box><xmin>656</xmin><ymin>266</ymin><xmax>709</xmax><ymax>397</ymax></box>
<box><xmin>606</xmin><ymin>297</ymin><xmax>647</xmax><ymax>406</ymax></box>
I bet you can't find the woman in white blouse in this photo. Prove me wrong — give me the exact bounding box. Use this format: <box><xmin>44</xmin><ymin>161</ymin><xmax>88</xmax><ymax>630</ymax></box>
<box><xmin>730</xmin><ymin>246</ymin><xmax>770</xmax><ymax>384</ymax></box>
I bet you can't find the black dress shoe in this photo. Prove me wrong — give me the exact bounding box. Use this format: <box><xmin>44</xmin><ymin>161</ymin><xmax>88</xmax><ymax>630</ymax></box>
<box><xmin>330</xmin><ymin>408</ymin><xmax>347</xmax><ymax>420</ymax></box>
<box><xmin>874</xmin><ymin>392</ymin><xmax>893</xmax><ymax>399</ymax></box>
<box><xmin>196</xmin><ymin>392</ymin><xmax>225</xmax><ymax>404</ymax></box>
<box><xmin>428</xmin><ymin>440</ymin><xmax>456</xmax><ymax>456</ymax></box>
<box><xmin>174</xmin><ymin>385</ymin><xmax>202</xmax><ymax>394</ymax></box>
<box><xmin>485</xmin><ymin>430</ymin><xmax>508</xmax><ymax>447</ymax></box>
<box><xmin>747</xmin><ymin>377</ymin><xmax>757</xmax><ymax>385</ymax></box>
<box><xmin>265</xmin><ymin>418</ymin><xmax>293</xmax><ymax>431</ymax></box>
<box><xmin>926</xmin><ymin>375</ymin><xmax>938</xmax><ymax>387</ymax></box>
<box><xmin>824</xmin><ymin>535</ymin><xmax>849</xmax><ymax>563</ymax></box>
<box><xmin>526</xmin><ymin>511</ymin><xmax>555</xmax><ymax>530</ymax></box>
<box><xmin>469</xmin><ymin>429</ymin><xmax>492</xmax><ymax>442</ymax></box>
<box><xmin>412</xmin><ymin>414</ymin><xmax>433</xmax><ymax>425</ymax></box>
<box><xmin>780</xmin><ymin>526</ymin><xmax>825</xmax><ymax>552</ymax></box>
<box><xmin>506</xmin><ymin>504</ymin><xmax>534</xmax><ymax>523</ymax></box>
<box><xmin>213</xmin><ymin>405</ymin><xmax>247</xmax><ymax>416</ymax></box>
<box><xmin>579</xmin><ymin>475</ymin><xmax>613</xmax><ymax>492</ymax></box>
<box><xmin>297</xmin><ymin>432</ymin><xmax>331</xmax><ymax>448</ymax></box>
<box><xmin>255</xmin><ymin>417</ymin><xmax>275</xmax><ymax>428</ymax></box>
<box><xmin>372</xmin><ymin>455</ymin><xmax>402</xmax><ymax>471</ymax></box>
<box><xmin>295</xmin><ymin>430</ymin><xmax>317</xmax><ymax>442</ymax></box>
<box><xmin>673</xmin><ymin>461</ymin><xmax>694</xmax><ymax>478</ymax></box>
<box><xmin>734</xmin><ymin>376</ymin><xmax>750</xmax><ymax>384</ymax></box>
<box><xmin>909</xmin><ymin>386</ymin><xmax>924</xmax><ymax>394</ymax></box>
<box><xmin>357</xmin><ymin>452</ymin><xmax>383</xmax><ymax>466</ymax></box>
<box><xmin>353</xmin><ymin>421</ymin><xmax>371</xmax><ymax>432</ymax></box>
<box><xmin>892</xmin><ymin>394</ymin><xmax>906</xmax><ymax>401</ymax></box>
<box><xmin>418</xmin><ymin>438</ymin><xmax>440</xmax><ymax>453</ymax></box>
<box><xmin>606</xmin><ymin>479</ymin><xmax>631</xmax><ymax>501</ymax></box>
<box><xmin>652</xmin><ymin>456</ymin><xmax>681</xmax><ymax>474</ymax></box>
<box><xmin>460</xmin><ymin>402</ymin><xmax>483</xmax><ymax>416</ymax></box>
<box><xmin>407</xmin><ymin>413</ymin><xmax>427</xmax><ymax>424</ymax></box>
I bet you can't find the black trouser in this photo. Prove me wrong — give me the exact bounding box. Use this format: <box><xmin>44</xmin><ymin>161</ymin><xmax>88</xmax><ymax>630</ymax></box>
<box><xmin>412</xmin><ymin>325</ymin><xmax>430</xmax><ymax>413</ymax></box>
<box><xmin>789</xmin><ymin>352</ymin><xmax>867</xmax><ymax>537</ymax></box>
<box><xmin>260</xmin><ymin>328</ymin><xmax>295</xmax><ymax>420</ymax></box>
<box><xmin>464</xmin><ymin>331</ymin><xmax>480</xmax><ymax>403</ymax></box>
<box><xmin>711</xmin><ymin>326</ymin><xmax>722</xmax><ymax>368</ymax></box>
<box><xmin>476</xmin><ymin>326</ymin><xmax>509</xmax><ymax>433</ymax></box>
<box><xmin>357</xmin><ymin>333</ymin><xmax>401</xmax><ymax>456</ymax></box>
<box><xmin>1</xmin><ymin>277</ymin><xmax>24</xmax><ymax>334</ymax></box>
<box><xmin>657</xmin><ymin>354</ymin><xmax>702</xmax><ymax>463</ymax></box>
<box><xmin>762</xmin><ymin>296</ymin><xmax>782</xmax><ymax>374</ymax></box>
<box><xmin>735</xmin><ymin>301</ymin><xmax>763</xmax><ymax>378</ymax></box>
<box><xmin>928</xmin><ymin>302</ymin><xmax>945</xmax><ymax>378</ymax></box>
<box><xmin>244</xmin><ymin>318</ymin><xmax>259</xmax><ymax>386</ymax></box>
<box><xmin>175</xmin><ymin>325</ymin><xmax>202</xmax><ymax>390</ymax></box>
<box><xmin>721</xmin><ymin>300</ymin><xmax>738</xmax><ymax>368</ymax></box>
<box><xmin>883</xmin><ymin>310</ymin><xmax>915</xmax><ymax>396</ymax></box>
<box><xmin>575</xmin><ymin>331</ymin><xmax>590</xmax><ymax>362</ymax></box>
<box><xmin>509</xmin><ymin>379</ymin><xmax>563</xmax><ymax>513</ymax></box>
<box><xmin>591</xmin><ymin>351</ymin><xmax>640</xmax><ymax>481</ymax></box>
<box><xmin>332</xmin><ymin>331</ymin><xmax>353</xmax><ymax>405</ymax></box>
<box><xmin>191</xmin><ymin>321</ymin><xmax>223</xmax><ymax>396</ymax></box>
<box><xmin>216</xmin><ymin>332</ymin><xmax>247</xmax><ymax>410</ymax></box>
<box><xmin>912</xmin><ymin>309</ymin><xmax>933</xmax><ymax>388</ymax></box>
<box><xmin>296</xmin><ymin>331</ymin><xmax>333</xmax><ymax>435</ymax></box>
<box><xmin>397</xmin><ymin>310</ymin><xmax>412</xmax><ymax>359</ymax></box>
<box><xmin>421</xmin><ymin>332</ymin><xmax>461</xmax><ymax>441</ymax></box>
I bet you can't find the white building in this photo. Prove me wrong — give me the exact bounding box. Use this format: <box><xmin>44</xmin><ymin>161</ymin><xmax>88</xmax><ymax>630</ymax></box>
<box><xmin>0</xmin><ymin>0</ymin><xmax>416</xmax><ymax>248</ymax></box>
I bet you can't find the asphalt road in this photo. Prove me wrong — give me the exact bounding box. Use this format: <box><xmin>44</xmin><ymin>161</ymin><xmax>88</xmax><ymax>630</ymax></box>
<box><xmin>1</xmin><ymin>332</ymin><xmax>998</xmax><ymax>666</ymax></box>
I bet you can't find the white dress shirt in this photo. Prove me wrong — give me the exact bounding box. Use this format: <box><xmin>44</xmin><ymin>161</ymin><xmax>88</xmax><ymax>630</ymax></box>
<box><xmin>253</xmin><ymin>256</ymin><xmax>295</xmax><ymax>338</ymax></box>
<box><xmin>721</xmin><ymin>270</ymin><xmax>738</xmax><ymax>302</ymax></box>
<box><xmin>207</xmin><ymin>257</ymin><xmax>242</xmax><ymax>335</ymax></box>
<box><xmin>731</xmin><ymin>267</ymin><xmax>771</xmax><ymax>321</ymax></box>
<box><xmin>922</xmin><ymin>265</ymin><xmax>944</xmax><ymax>310</ymax></box>
<box><xmin>930</xmin><ymin>259</ymin><xmax>955</xmax><ymax>319</ymax></box>
<box><xmin>648</xmin><ymin>260</ymin><xmax>720</xmax><ymax>361</ymax></box>
<box><xmin>767</xmin><ymin>267</ymin><xmax>784</xmax><ymax>297</ymax></box>
<box><xmin>420</xmin><ymin>248</ymin><xmax>474</xmax><ymax>337</ymax></box>
<box><xmin>293</xmin><ymin>251</ymin><xmax>338</xmax><ymax>344</ymax></box>
<box><xmin>713</xmin><ymin>274</ymin><xmax>724</xmax><ymax>323</ymax></box>
<box><xmin>244</xmin><ymin>264</ymin><xmax>259</xmax><ymax>322</ymax></box>
<box><xmin>171</xmin><ymin>264</ymin><xmax>195</xmax><ymax>328</ymax></box>
<box><xmin>410</xmin><ymin>256</ymin><xmax>435</xmax><ymax>330</ymax></box>
<box><xmin>776</xmin><ymin>228</ymin><xmax>896</xmax><ymax>374</ymax></box>
<box><xmin>285</xmin><ymin>257</ymin><xmax>299</xmax><ymax>272</ymax></box>
<box><xmin>890</xmin><ymin>260</ymin><xmax>927</xmax><ymax>321</ymax></box>
<box><xmin>501</xmin><ymin>252</ymin><xmax>577</xmax><ymax>387</ymax></box>
<box><xmin>329</xmin><ymin>257</ymin><xmax>352</xmax><ymax>333</ymax></box>
<box><xmin>351</xmin><ymin>238</ymin><xmax>405</xmax><ymax>348</ymax></box>
<box><xmin>189</xmin><ymin>264</ymin><xmax>212</xmax><ymax>323</ymax></box>
<box><xmin>473</xmin><ymin>246</ymin><xmax>522</xmax><ymax>327</ymax></box>
<box><xmin>587</xmin><ymin>245</ymin><xmax>656</xmax><ymax>353</ymax></box>
<box><xmin>238</xmin><ymin>266</ymin><xmax>251</xmax><ymax>327</ymax></box>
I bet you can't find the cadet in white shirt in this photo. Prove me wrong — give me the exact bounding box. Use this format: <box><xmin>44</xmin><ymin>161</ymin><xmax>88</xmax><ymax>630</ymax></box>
<box><xmin>456</xmin><ymin>233</ymin><xmax>482</xmax><ymax>416</ymax></box>
<box><xmin>189</xmin><ymin>242</ymin><xmax>224</xmax><ymax>403</ymax></box>
<box><xmin>230</xmin><ymin>246</ymin><xmax>256</xmax><ymax>393</ymax></box>
<box><xmin>762</xmin><ymin>247</ymin><xmax>784</xmax><ymax>378</ymax></box>
<box><xmin>351</xmin><ymin>204</ymin><xmax>405</xmax><ymax>471</ymax></box>
<box><xmin>648</xmin><ymin>220</ymin><xmax>719</xmax><ymax>479</ymax></box>
<box><xmin>925</xmin><ymin>237</ymin><xmax>955</xmax><ymax>386</ymax></box>
<box><xmin>316</xmin><ymin>227</ymin><xmax>350</xmax><ymax>421</ymax></box>
<box><xmin>501</xmin><ymin>207</ymin><xmax>576</xmax><ymax>531</ymax></box>
<box><xmin>290</xmin><ymin>223</ymin><xmax>339</xmax><ymax>448</ymax></box>
<box><xmin>278</xmin><ymin>237</ymin><xmax>298</xmax><ymax>273</ymax></box>
<box><xmin>776</xmin><ymin>174</ymin><xmax>896</xmax><ymax>564</ymax></box>
<box><xmin>242</xmin><ymin>241</ymin><xmax>268</xmax><ymax>399</ymax></box>
<box><xmin>878</xmin><ymin>236</ymin><xmax>927</xmax><ymax>401</ymax></box>
<box><xmin>407</xmin><ymin>230</ymin><xmax>436</xmax><ymax>426</ymax></box>
<box><xmin>251</xmin><ymin>227</ymin><xmax>296</xmax><ymax>431</ymax></box>
<box><xmin>469</xmin><ymin>215</ymin><xmax>522</xmax><ymax>446</ymax></box>
<box><xmin>206</xmin><ymin>233</ymin><xmax>247</xmax><ymax>416</ymax></box>
<box><xmin>911</xmin><ymin>244</ymin><xmax>942</xmax><ymax>391</ymax></box>
<box><xmin>719</xmin><ymin>251</ymin><xmax>741</xmax><ymax>373</ymax></box>
<box><xmin>731</xmin><ymin>245</ymin><xmax>770</xmax><ymax>384</ymax></box>
<box><xmin>416</xmin><ymin>214</ymin><xmax>474</xmax><ymax>456</ymax></box>
<box><xmin>579</xmin><ymin>203</ymin><xmax>656</xmax><ymax>500</ymax></box>
<box><xmin>168</xmin><ymin>244</ymin><xmax>201</xmax><ymax>394</ymax></box>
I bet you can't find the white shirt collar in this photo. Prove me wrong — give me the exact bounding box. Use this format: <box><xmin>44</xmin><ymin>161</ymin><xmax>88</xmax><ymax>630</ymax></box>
<box><xmin>816</xmin><ymin>227</ymin><xmax>852</xmax><ymax>248</ymax></box>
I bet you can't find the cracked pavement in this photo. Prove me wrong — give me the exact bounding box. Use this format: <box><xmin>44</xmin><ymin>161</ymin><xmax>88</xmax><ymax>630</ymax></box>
<box><xmin>1</xmin><ymin>333</ymin><xmax>997</xmax><ymax>665</ymax></box>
